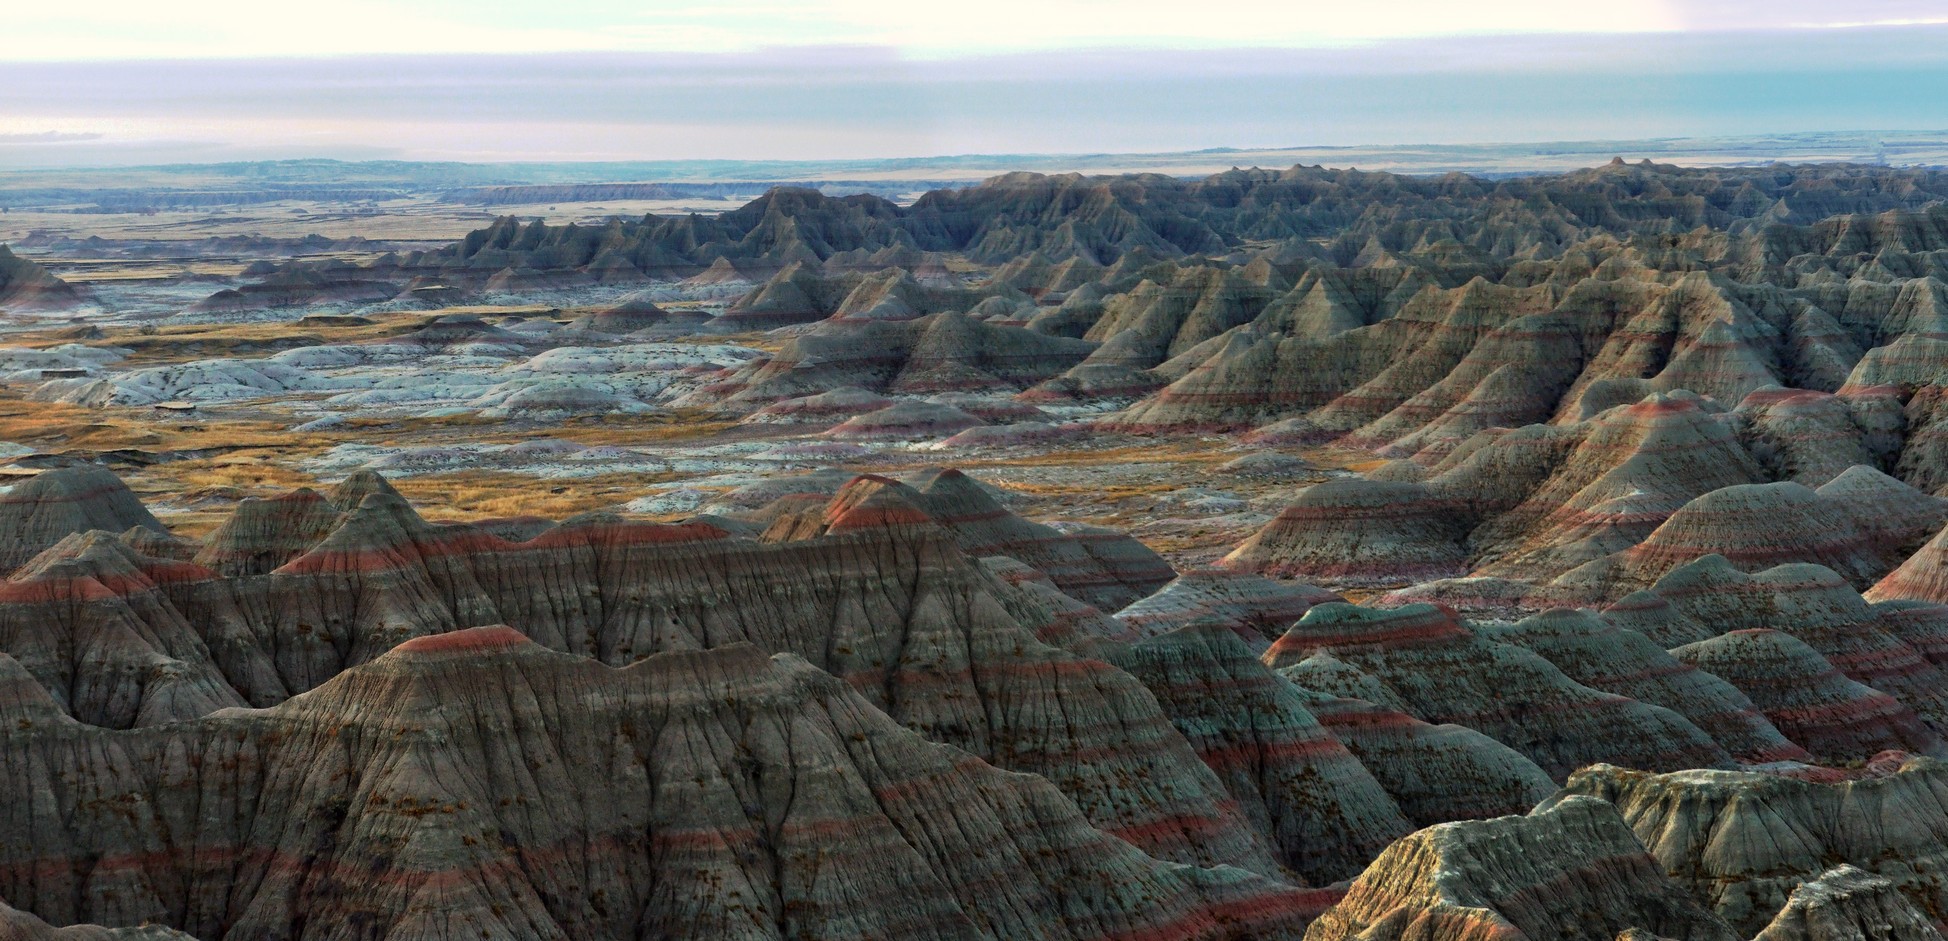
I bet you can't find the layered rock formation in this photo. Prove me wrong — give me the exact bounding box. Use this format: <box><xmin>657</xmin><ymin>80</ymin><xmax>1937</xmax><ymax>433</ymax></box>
<box><xmin>1487</xmin><ymin>608</ymin><xmax>1811</xmax><ymax>765</ymax></box>
<box><xmin>1303</xmin><ymin>797</ymin><xmax>1738</xmax><ymax>941</ymax></box>
<box><xmin>562</xmin><ymin>294</ymin><xmax>709</xmax><ymax>335</ymax></box>
<box><xmin>0</xmin><ymin>468</ymin><xmax>1267</xmax><ymax>886</ymax></box>
<box><xmin>1560</xmin><ymin>759</ymin><xmax>1948</xmax><ymax>935</ymax></box>
<box><xmin>1112</xmin><ymin>570</ymin><xmax>1342</xmax><ymax>648</ymax></box>
<box><xmin>0</xmin><ymin>901</ymin><xmax>191</xmax><ymax>940</ymax></box>
<box><xmin>1283</xmin><ymin>684</ymin><xmax>1558</xmax><ymax>827</ymax></box>
<box><xmin>819</xmin><ymin>399</ymin><xmax>985</xmax><ymax>440</ymax></box>
<box><xmin>1671</xmin><ymin>629</ymin><xmax>1946</xmax><ymax>762</ymax></box>
<box><xmin>0</xmin><ymin>245</ymin><xmax>83</xmax><ymax>310</ymax></box>
<box><xmin>688</xmin><ymin>311</ymin><xmax>1094</xmax><ymax>405</ymax></box>
<box><xmin>1104</xmin><ymin>624</ymin><xmax>1414</xmax><ymax>885</ymax></box>
<box><xmin>1615</xmin><ymin>555</ymin><xmax>1948</xmax><ymax>757</ymax></box>
<box><xmin>1222</xmin><ymin>479</ymin><xmax>1468</xmax><ymax>586</ymax></box>
<box><xmin>1751</xmin><ymin>866</ymin><xmax>1944</xmax><ymax>941</ymax></box>
<box><xmin>1557</xmin><ymin>482</ymin><xmax>1896</xmax><ymax>596</ymax></box>
<box><xmin>42</xmin><ymin>157</ymin><xmax>1948</xmax><ymax>938</ymax></box>
<box><xmin>0</xmin><ymin>630</ymin><xmax>1321</xmax><ymax>940</ymax></box>
<box><xmin>758</xmin><ymin>470</ymin><xmax>1173</xmax><ymax>610</ymax></box>
<box><xmin>1870</xmin><ymin>519</ymin><xmax>1948</xmax><ymax>604</ymax></box>
<box><xmin>1261</xmin><ymin>603</ymin><xmax>1735</xmax><ymax>778</ymax></box>
<box><xmin>0</xmin><ymin>466</ymin><xmax>167</xmax><ymax>571</ymax></box>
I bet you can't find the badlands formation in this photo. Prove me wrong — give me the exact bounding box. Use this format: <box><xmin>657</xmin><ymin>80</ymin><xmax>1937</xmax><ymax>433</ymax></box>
<box><xmin>10</xmin><ymin>160</ymin><xmax>1948</xmax><ymax>938</ymax></box>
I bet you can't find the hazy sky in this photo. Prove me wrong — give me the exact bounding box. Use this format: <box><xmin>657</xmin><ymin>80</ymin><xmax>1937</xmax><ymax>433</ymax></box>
<box><xmin>16</xmin><ymin>1</ymin><xmax>1948</xmax><ymax>58</ymax></box>
<box><xmin>5</xmin><ymin>2</ymin><xmax>1948</xmax><ymax>166</ymax></box>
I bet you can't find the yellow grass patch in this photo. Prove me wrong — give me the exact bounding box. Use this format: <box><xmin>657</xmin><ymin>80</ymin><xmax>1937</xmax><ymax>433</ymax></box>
<box><xmin>389</xmin><ymin>471</ymin><xmax>681</xmax><ymax>522</ymax></box>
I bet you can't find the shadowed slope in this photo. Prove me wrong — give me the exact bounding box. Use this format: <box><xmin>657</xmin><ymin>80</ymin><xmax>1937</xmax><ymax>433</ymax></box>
<box><xmin>0</xmin><ymin>472</ymin><xmax>1270</xmax><ymax>878</ymax></box>
<box><xmin>0</xmin><ymin>631</ymin><xmax>1322</xmax><ymax>941</ymax></box>
<box><xmin>1560</xmin><ymin>759</ymin><xmax>1948</xmax><ymax>936</ymax></box>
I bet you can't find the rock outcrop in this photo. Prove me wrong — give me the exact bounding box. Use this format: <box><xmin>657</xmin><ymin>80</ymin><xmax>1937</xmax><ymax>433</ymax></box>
<box><xmin>1751</xmin><ymin>866</ymin><xmax>1944</xmax><ymax>941</ymax></box>
<box><xmin>1113</xmin><ymin>570</ymin><xmax>1342</xmax><ymax>648</ymax></box>
<box><xmin>1262</xmin><ymin>603</ymin><xmax>1735</xmax><ymax>779</ymax></box>
<box><xmin>1560</xmin><ymin>758</ymin><xmax>1948</xmax><ymax>935</ymax></box>
<box><xmin>1222</xmin><ymin>479</ymin><xmax>1468</xmax><ymax>587</ymax></box>
<box><xmin>1105</xmin><ymin>624</ymin><xmax>1414</xmax><ymax>885</ymax></box>
<box><xmin>0</xmin><ymin>466</ymin><xmax>167</xmax><ymax>572</ymax></box>
<box><xmin>1303</xmin><ymin>797</ymin><xmax>1738</xmax><ymax>941</ymax></box>
<box><xmin>1488</xmin><ymin>608</ymin><xmax>1811</xmax><ymax>765</ymax></box>
<box><xmin>1870</xmin><ymin>519</ymin><xmax>1948</xmax><ymax>604</ymax></box>
<box><xmin>0</xmin><ymin>245</ymin><xmax>84</xmax><ymax>310</ymax></box>
<box><xmin>0</xmin><ymin>469</ymin><xmax>1256</xmax><ymax>881</ymax></box>
<box><xmin>761</xmin><ymin>470</ymin><xmax>1173</xmax><ymax>610</ymax></box>
<box><xmin>1289</xmin><ymin>687</ymin><xmax>1559</xmax><ymax>827</ymax></box>
<box><xmin>1671</xmin><ymin>629</ymin><xmax>1946</xmax><ymax>762</ymax></box>
<box><xmin>692</xmin><ymin>311</ymin><xmax>1094</xmax><ymax>404</ymax></box>
<box><xmin>0</xmin><ymin>900</ymin><xmax>192</xmax><ymax>939</ymax></box>
<box><xmin>0</xmin><ymin>631</ymin><xmax>1322</xmax><ymax>940</ymax></box>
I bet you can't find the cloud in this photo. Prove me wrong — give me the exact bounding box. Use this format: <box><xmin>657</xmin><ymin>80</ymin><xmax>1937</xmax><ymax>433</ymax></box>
<box><xmin>1</xmin><ymin>24</ymin><xmax>1945</xmax><ymax>167</ymax></box>
<box><xmin>9</xmin><ymin>0</ymin><xmax>1933</xmax><ymax>61</ymax></box>
<box><xmin>0</xmin><ymin>131</ymin><xmax>105</xmax><ymax>144</ymax></box>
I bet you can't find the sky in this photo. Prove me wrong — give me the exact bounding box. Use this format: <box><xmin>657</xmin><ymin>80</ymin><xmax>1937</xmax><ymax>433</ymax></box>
<box><xmin>4</xmin><ymin>1</ymin><xmax>1948</xmax><ymax>166</ymax></box>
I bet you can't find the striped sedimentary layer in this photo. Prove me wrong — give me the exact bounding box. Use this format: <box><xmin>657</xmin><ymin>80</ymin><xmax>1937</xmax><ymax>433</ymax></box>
<box><xmin>688</xmin><ymin>309</ymin><xmax>1094</xmax><ymax>403</ymax></box>
<box><xmin>0</xmin><ymin>631</ymin><xmax>1321</xmax><ymax>941</ymax></box>
<box><xmin>1555</xmin><ymin>481</ymin><xmax>1915</xmax><ymax>597</ymax></box>
<box><xmin>760</xmin><ymin>469</ymin><xmax>1173</xmax><ymax>610</ymax></box>
<box><xmin>1750</xmin><ymin>866</ymin><xmax>1944</xmax><ymax>941</ymax></box>
<box><xmin>1112</xmin><ymin>570</ymin><xmax>1342</xmax><ymax>649</ymax></box>
<box><xmin>818</xmin><ymin>399</ymin><xmax>986</xmax><ymax>439</ymax></box>
<box><xmin>1103</xmin><ymin>623</ymin><xmax>1414</xmax><ymax>885</ymax></box>
<box><xmin>1671</xmin><ymin>629</ymin><xmax>1946</xmax><ymax>763</ymax></box>
<box><xmin>1487</xmin><ymin>608</ymin><xmax>1811</xmax><ymax>765</ymax></box>
<box><xmin>1302</xmin><ymin>796</ymin><xmax>1739</xmax><ymax>941</ymax></box>
<box><xmin>1871</xmin><ymin>516</ymin><xmax>1948</xmax><ymax>605</ymax></box>
<box><xmin>1462</xmin><ymin>392</ymin><xmax>1769</xmax><ymax>587</ymax></box>
<box><xmin>1223</xmin><ymin>393</ymin><xmax>1787</xmax><ymax>594</ymax></box>
<box><xmin>1560</xmin><ymin>758</ymin><xmax>1948</xmax><ymax>936</ymax></box>
<box><xmin>1262</xmin><ymin>602</ymin><xmax>1735</xmax><ymax>779</ymax></box>
<box><xmin>1227</xmin><ymin>385</ymin><xmax>1948</xmax><ymax>607</ymax></box>
<box><xmin>1286</xmin><ymin>686</ymin><xmax>1557</xmax><ymax>827</ymax></box>
<box><xmin>1632</xmin><ymin>557</ymin><xmax>1948</xmax><ymax>746</ymax></box>
<box><xmin>1221</xmin><ymin>479</ymin><xmax>1469</xmax><ymax>587</ymax></box>
<box><xmin>0</xmin><ymin>465</ymin><xmax>167</xmax><ymax>572</ymax></box>
<box><xmin>0</xmin><ymin>469</ymin><xmax>1269</xmax><ymax>880</ymax></box>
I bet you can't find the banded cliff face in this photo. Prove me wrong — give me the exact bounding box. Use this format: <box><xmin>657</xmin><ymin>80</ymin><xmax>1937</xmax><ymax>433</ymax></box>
<box><xmin>1559</xmin><ymin>759</ymin><xmax>1948</xmax><ymax>936</ymax></box>
<box><xmin>1081</xmin><ymin>203</ymin><xmax>1948</xmax><ymax>479</ymax></box>
<box><xmin>1227</xmin><ymin>383</ymin><xmax>1948</xmax><ymax>611</ymax></box>
<box><xmin>0</xmin><ymin>465</ymin><xmax>167</xmax><ymax>572</ymax></box>
<box><xmin>1302</xmin><ymin>797</ymin><xmax>1739</xmax><ymax>941</ymax></box>
<box><xmin>1274</xmin><ymin>568</ymin><xmax>1948</xmax><ymax>775</ymax></box>
<box><xmin>757</xmin><ymin>469</ymin><xmax>1174</xmax><ymax>611</ymax></box>
<box><xmin>1286</xmin><ymin>688</ymin><xmax>1558</xmax><ymax>828</ymax></box>
<box><xmin>0</xmin><ymin>472</ymin><xmax>1283</xmax><ymax>882</ymax></box>
<box><xmin>1633</xmin><ymin>557</ymin><xmax>1948</xmax><ymax>759</ymax></box>
<box><xmin>1871</xmin><ymin>517</ymin><xmax>1948</xmax><ymax>605</ymax></box>
<box><xmin>1751</xmin><ymin>866</ymin><xmax>1945</xmax><ymax>941</ymax></box>
<box><xmin>0</xmin><ymin>630</ymin><xmax>1322</xmax><ymax>941</ymax></box>
<box><xmin>1262</xmin><ymin>603</ymin><xmax>1733</xmax><ymax>779</ymax></box>
<box><xmin>1111</xmin><ymin>570</ymin><xmax>1343</xmax><ymax>651</ymax></box>
<box><xmin>1487</xmin><ymin>608</ymin><xmax>1810</xmax><ymax>765</ymax></box>
<box><xmin>1222</xmin><ymin>479</ymin><xmax>1471</xmax><ymax>587</ymax></box>
<box><xmin>1103</xmin><ymin>623</ymin><xmax>1415</xmax><ymax>886</ymax></box>
<box><xmin>685</xmin><ymin>309</ymin><xmax>1095</xmax><ymax>404</ymax></box>
<box><xmin>1221</xmin><ymin>394</ymin><xmax>1779</xmax><ymax>594</ymax></box>
<box><xmin>14</xmin><ymin>465</ymin><xmax>1948</xmax><ymax>939</ymax></box>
